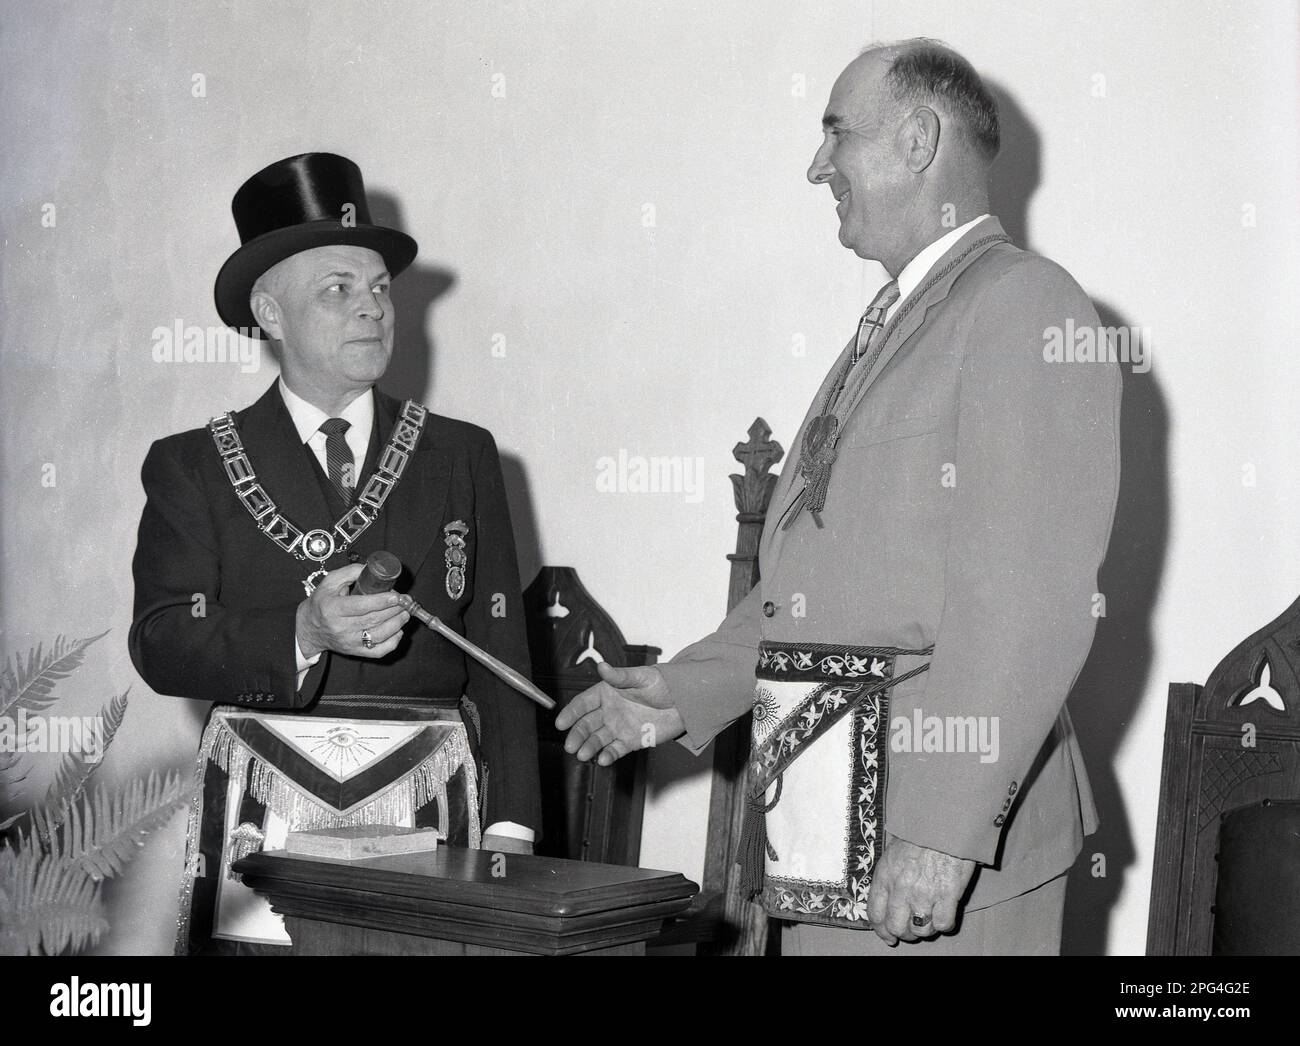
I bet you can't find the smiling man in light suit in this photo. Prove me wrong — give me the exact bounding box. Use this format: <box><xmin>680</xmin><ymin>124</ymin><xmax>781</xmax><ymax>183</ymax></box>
<box><xmin>558</xmin><ymin>40</ymin><xmax>1121</xmax><ymax>954</ymax></box>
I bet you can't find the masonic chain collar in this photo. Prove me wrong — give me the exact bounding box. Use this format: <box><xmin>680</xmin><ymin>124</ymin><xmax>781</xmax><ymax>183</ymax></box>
<box><xmin>207</xmin><ymin>400</ymin><xmax>428</xmax><ymax>593</ymax></box>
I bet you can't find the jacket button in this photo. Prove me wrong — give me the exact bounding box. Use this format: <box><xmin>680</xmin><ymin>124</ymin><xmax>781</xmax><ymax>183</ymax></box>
<box><xmin>993</xmin><ymin>814</ymin><xmax>1006</xmax><ymax>827</ymax></box>
<box><xmin>762</xmin><ymin>601</ymin><xmax>776</xmax><ymax>618</ymax></box>
<box><xmin>1008</xmin><ymin>781</ymin><xmax>1019</xmax><ymax>796</ymax></box>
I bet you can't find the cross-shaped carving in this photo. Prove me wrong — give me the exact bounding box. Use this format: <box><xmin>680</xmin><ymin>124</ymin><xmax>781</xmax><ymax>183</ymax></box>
<box><xmin>730</xmin><ymin>417</ymin><xmax>784</xmax><ymax>515</ymax></box>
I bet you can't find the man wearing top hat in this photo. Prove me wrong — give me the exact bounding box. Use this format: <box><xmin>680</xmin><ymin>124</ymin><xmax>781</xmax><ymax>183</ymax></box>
<box><xmin>129</xmin><ymin>153</ymin><xmax>541</xmax><ymax>954</ymax></box>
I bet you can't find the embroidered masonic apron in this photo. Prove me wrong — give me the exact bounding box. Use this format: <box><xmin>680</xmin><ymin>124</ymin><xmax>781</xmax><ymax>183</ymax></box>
<box><xmin>742</xmin><ymin>641</ymin><xmax>931</xmax><ymax>929</ymax></box>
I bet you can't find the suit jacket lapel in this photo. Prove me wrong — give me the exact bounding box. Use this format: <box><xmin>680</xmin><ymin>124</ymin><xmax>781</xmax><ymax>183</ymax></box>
<box><xmin>761</xmin><ymin>218</ymin><xmax>1012</xmax><ymax>566</ymax></box>
<box><xmin>372</xmin><ymin>390</ymin><xmax>452</xmax><ymax>581</ymax></box>
<box><xmin>839</xmin><ymin>217</ymin><xmax>1011</xmax><ymax>422</ymax></box>
<box><xmin>236</xmin><ymin>381</ymin><xmax>335</xmax><ymax>536</ymax></box>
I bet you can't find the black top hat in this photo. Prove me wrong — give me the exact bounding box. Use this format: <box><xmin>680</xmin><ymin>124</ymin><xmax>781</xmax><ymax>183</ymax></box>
<box><xmin>214</xmin><ymin>152</ymin><xmax>418</xmax><ymax>335</ymax></box>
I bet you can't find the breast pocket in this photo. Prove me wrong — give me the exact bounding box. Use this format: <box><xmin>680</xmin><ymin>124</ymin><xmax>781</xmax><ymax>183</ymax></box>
<box><xmin>838</xmin><ymin>415</ymin><xmax>950</xmax><ymax>525</ymax></box>
<box><xmin>842</xmin><ymin>414</ymin><xmax>941</xmax><ymax>448</ymax></box>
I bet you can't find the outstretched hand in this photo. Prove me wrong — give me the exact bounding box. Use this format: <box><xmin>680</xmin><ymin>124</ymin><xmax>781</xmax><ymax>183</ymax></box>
<box><xmin>555</xmin><ymin>662</ymin><xmax>685</xmax><ymax>766</ymax></box>
<box><xmin>866</xmin><ymin>833</ymin><xmax>976</xmax><ymax>945</ymax></box>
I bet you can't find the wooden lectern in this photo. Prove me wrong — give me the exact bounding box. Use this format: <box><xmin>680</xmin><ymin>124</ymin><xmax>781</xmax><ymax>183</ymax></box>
<box><xmin>235</xmin><ymin>847</ymin><xmax>697</xmax><ymax>956</ymax></box>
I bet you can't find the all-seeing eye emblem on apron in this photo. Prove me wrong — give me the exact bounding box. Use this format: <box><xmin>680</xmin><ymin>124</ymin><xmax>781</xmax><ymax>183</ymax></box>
<box><xmin>444</xmin><ymin>520</ymin><xmax>469</xmax><ymax>599</ymax></box>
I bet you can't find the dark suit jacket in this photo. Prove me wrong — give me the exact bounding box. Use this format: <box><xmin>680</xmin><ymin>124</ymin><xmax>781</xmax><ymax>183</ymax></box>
<box><xmin>129</xmin><ymin>381</ymin><xmax>541</xmax><ymax>832</ymax></box>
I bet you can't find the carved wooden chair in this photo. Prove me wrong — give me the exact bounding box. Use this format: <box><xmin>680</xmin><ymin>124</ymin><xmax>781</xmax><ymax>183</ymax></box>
<box><xmin>1147</xmin><ymin>597</ymin><xmax>1300</xmax><ymax>954</ymax></box>
<box><xmin>523</xmin><ymin>419</ymin><xmax>785</xmax><ymax>956</ymax></box>
<box><xmin>696</xmin><ymin>419</ymin><xmax>782</xmax><ymax>955</ymax></box>
<box><xmin>524</xmin><ymin>567</ymin><xmax>660</xmax><ymax>866</ymax></box>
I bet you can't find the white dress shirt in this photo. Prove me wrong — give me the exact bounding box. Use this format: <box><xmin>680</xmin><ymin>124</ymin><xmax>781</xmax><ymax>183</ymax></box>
<box><xmin>279</xmin><ymin>377</ymin><xmax>374</xmax><ymax>485</ymax></box>
<box><xmin>279</xmin><ymin>379</ymin><xmax>532</xmax><ymax>844</ymax></box>
<box><xmin>281</xmin><ymin>377</ymin><xmax>369</xmax><ymax>684</ymax></box>
<box><xmin>885</xmin><ymin>213</ymin><xmax>991</xmax><ymax>323</ymax></box>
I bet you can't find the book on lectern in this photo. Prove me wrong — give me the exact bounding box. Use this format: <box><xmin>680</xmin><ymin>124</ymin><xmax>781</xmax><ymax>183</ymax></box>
<box><xmin>284</xmin><ymin>824</ymin><xmax>442</xmax><ymax>860</ymax></box>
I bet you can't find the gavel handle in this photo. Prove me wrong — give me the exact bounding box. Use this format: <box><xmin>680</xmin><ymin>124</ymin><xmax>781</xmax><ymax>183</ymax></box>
<box><xmin>399</xmin><ymin>595</ymin><xmax>556</xmax><ymax>711</ymax></box>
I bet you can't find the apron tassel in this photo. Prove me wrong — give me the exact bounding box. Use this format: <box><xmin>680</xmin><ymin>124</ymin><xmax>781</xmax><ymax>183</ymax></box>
<box><xmin>736</xmin><ymin>774</ymin><xmax>782</xmax><ymax>899</ymax></box>
<box><xmin>224</xmin><ymin>822</ymin><xmax>266</xmax><ymax>884</ymax></box>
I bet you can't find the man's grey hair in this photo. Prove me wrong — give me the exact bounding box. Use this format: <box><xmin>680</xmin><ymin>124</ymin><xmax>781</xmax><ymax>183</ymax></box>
<box><xmin>249</xmin><ymin>259</ymin><xmax>292</xmax><ymax>343</ymax></box>
<box><xmin>865</xmin><ymin>38</ymin><xmax>1001</xmax><ymax>163</ymax></box>
<box><xmin>250</xmin><ymin>261</ymin><xmax>289</xmax><ymax>304</ymax></box>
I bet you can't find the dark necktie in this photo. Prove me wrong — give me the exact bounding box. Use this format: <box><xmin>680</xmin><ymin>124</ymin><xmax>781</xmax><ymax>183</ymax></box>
<box><xmin>318</xmin><ymin>418</ymin><xmax>354</xmax><ymax>507</ymax></box>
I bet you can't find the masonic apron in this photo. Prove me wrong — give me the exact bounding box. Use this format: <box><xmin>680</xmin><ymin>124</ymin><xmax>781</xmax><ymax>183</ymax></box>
<box><xmin>176</xmin><ymin>695</ymin><xmax>483</xmax><ymax>953</ymax></box>
<box><xmin>742</xmin><ymin>642</ymin><xmax>930</xmax><ymax>927</ymax></box>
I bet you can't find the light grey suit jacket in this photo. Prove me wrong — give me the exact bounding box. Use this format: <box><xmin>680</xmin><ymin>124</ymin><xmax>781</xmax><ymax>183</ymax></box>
<box><xmin>661</xmin><ymin>218</ymin><xmax>1120</xmax><ymax>911</ymax></box>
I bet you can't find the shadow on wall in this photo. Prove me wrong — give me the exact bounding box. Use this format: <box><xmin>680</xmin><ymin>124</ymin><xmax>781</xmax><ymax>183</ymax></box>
<box><xmin>989</xmin><ymin>79</ymin><xmax>1171</xmax><ymax>954</ymax></box>
<box><xmin>500</xmin><ymin>452</ymin><xmax>544</xmax><ymax>592</ymax></box>
<box><xmin>367</xmin><ymin>191</ymin><xmax>456</xmax><ymax>404</ymax></box>
<box><xmin>986</xmin><ymin>79</ymin><xmax>1039</xmax><ymax>256</ymax></box>
<box><xmin>1062</xmin><ymin>314</ymin><xmax>1169</xmax><ymax>956</ymax></box>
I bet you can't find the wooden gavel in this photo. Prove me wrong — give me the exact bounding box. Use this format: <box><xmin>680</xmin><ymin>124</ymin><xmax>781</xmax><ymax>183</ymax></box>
<box><xmin>354</xmin><ymin>550</ymin><xmax>556</xmax><ymax>711</ymax></box>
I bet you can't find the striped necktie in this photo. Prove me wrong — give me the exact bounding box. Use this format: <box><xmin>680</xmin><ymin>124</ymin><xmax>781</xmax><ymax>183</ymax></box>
<box><xmin>850</xmin><ymin>279</ymin><xmax>900</xmax><ymax>367</ymax></box>
<box><xmin>318</xmin><ymin>418</ymin><xmax>355</xmax><ymax>507</ymax></box>
<box><xmin>836</xmin><ymin>280</ymin><xmax>900</xmax><ymax>398</ymax></box>
<box><xmin>791</xmin><ymin>279</ymin><xmax>902</xmax><ymax>529</ymax></box>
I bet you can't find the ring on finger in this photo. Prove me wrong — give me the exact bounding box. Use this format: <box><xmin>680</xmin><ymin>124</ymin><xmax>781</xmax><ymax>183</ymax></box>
<box><xmin>910</xmin><ymin>912</ymin><xmax>932</xmax><ymax>928</ymax></box>
<box><xmin>361</xmin><ymin>629</ymin><xmax>374</xmax><ymax>650</ymax></box>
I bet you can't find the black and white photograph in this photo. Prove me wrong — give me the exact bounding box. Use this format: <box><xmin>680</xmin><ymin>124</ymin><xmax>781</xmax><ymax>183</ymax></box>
<box><xmin>1</xmin><ymin>0</ymin><xmax>1296</xmax><ymax>1018</ymax></box>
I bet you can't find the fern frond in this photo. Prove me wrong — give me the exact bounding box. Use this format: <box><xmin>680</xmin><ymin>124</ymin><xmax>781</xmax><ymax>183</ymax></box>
<box><xmin>49</xmin><ymin>770</ymin><xmax>190</xmax><ymax>881</ymax></box>
<box><xmin>0</xmin><ymin>845</ymin><xmax>107</xmax><ymax>956</ymax></box>
<box><xmin>7</xmin><ymin>823</ymin><xmax>37</xmax><ymax>854</ymax></box>
<box><xmin>42</xmin><ymin>689</ymin><xmax>132</xmax><ymax>828</ymax></box>
<box><xmin>30</xmin><ymin>802</ymin><xmax>56</xmax><ymax>852</ymax></box>
<box><xmin>0</xmin><ymin>631</ymin><xmax>110</xmax><ymax>718</ymax></box>
<box><xmin>0</xmin><ymin>748</ymin><xmax>29</xmax><ymax>788</ymax></box>
<box><xmin>0</xmin><ymin>753</ymin><xmax>30</xmax><ymax>829</ymax></box>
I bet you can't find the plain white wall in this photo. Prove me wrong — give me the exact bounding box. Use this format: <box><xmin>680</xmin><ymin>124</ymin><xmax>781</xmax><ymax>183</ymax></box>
<box><xmin>2</xmin><ymin>0</ymin><xmax>1297</xmax><ymax>955</ymax></box>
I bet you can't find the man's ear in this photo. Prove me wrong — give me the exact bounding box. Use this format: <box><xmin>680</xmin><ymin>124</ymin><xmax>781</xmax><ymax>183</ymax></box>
<box><xmin>901</xmin><ymin>105</ymin><xmax>941</xmax><ymax>173</ymax></box>
<box><xmin>249</xmin><ymin>289</ymin><xmax>284</xmax><ymax>341</ymax></box>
